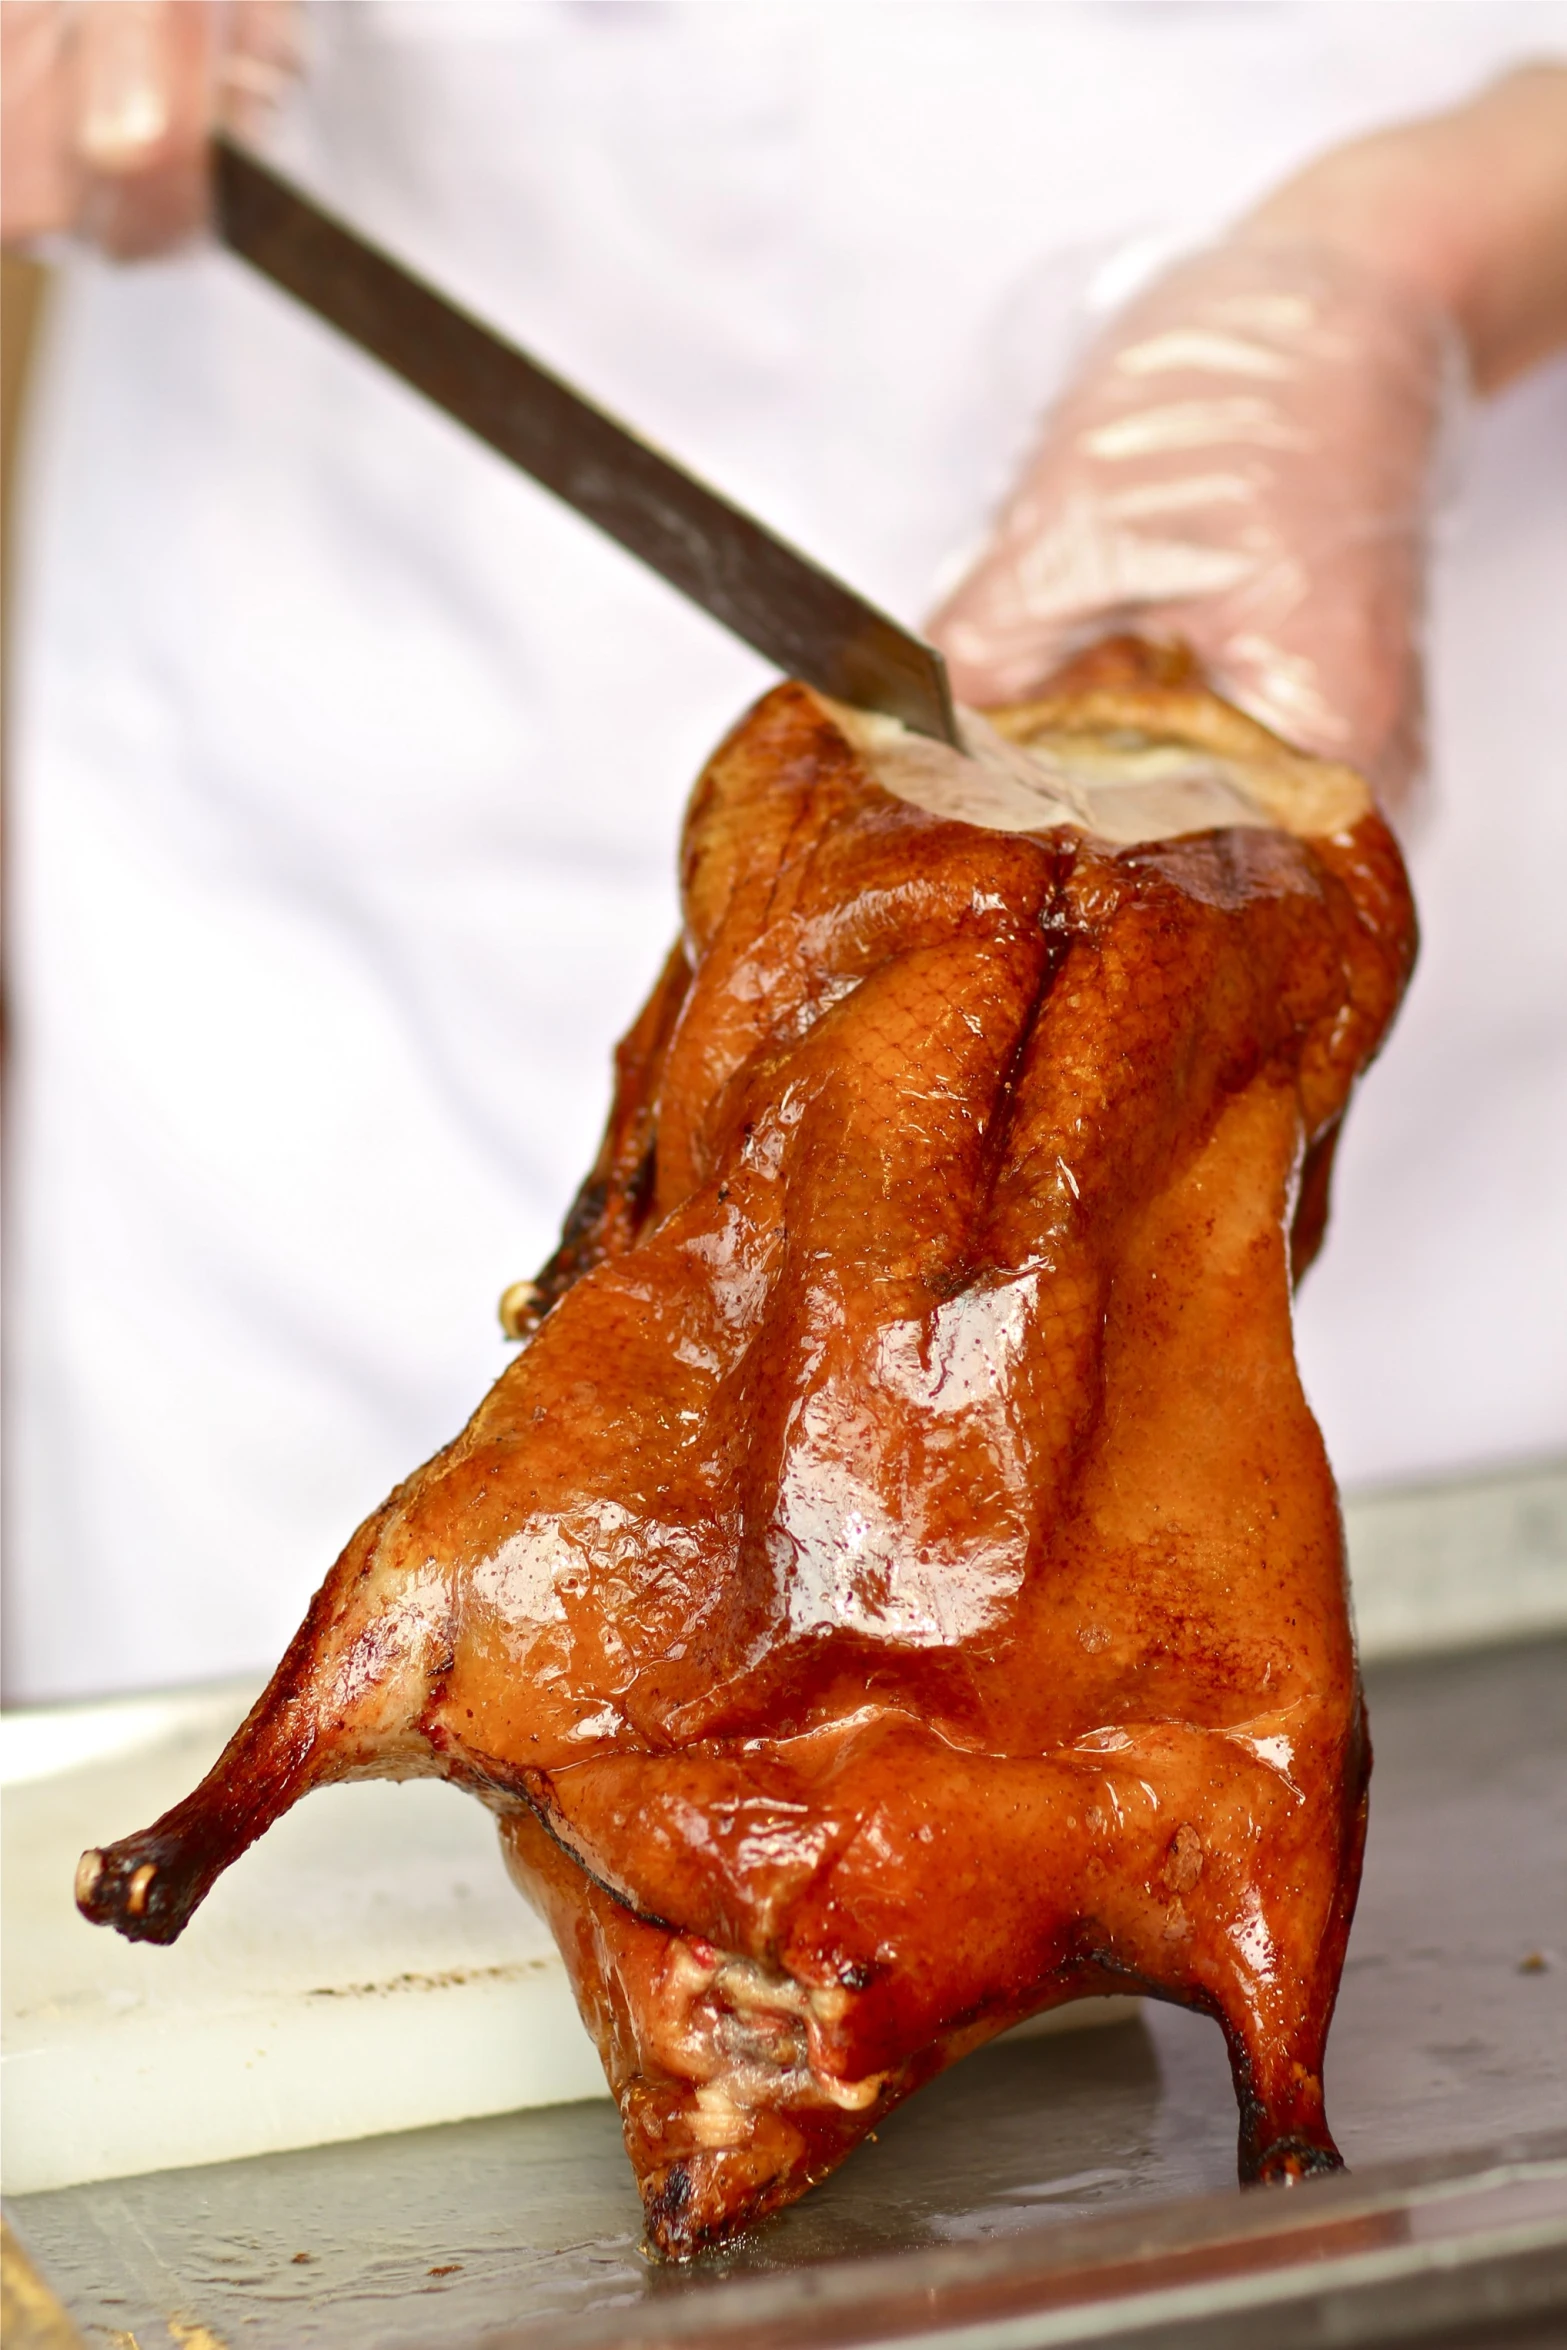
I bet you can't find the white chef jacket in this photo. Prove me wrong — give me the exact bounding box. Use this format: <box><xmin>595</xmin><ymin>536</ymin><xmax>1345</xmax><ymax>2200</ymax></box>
<box><xmin>8</xmin><ymin>1</ymin><xmax>1566</xmax><ymax>1702</ymax></box>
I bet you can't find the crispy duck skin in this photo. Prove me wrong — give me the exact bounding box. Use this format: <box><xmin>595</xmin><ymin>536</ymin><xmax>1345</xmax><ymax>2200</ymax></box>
<box><xmin>77</xmin><ymin>641</ymin><xmax>1415</xmax><ymax>2258</ymax></box>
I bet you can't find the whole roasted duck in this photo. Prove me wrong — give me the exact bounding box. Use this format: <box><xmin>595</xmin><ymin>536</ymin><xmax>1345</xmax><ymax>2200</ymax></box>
<box><xmin>78</xmin><ymin>639</ymin><xmax>1415</xmax><ymax>2257</ymax></box>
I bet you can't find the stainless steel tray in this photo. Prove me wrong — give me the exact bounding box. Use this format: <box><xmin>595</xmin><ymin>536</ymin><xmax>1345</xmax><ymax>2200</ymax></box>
<box><xmin>6</xmin><ymin>1637</ymin><xmax>1565</xmax><ymax>2349</ymax></box>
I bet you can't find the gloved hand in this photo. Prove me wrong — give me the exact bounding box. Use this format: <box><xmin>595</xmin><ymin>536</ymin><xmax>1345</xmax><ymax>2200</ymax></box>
<box><xmin>1</xmin><ymin>0</ymin><xmax>299</xmax><ymax>259</ymax></box>
<box><xmin>930</xmin><ymin>65</ymin><xmax>1567</xmax><ymax>810</ymax></box>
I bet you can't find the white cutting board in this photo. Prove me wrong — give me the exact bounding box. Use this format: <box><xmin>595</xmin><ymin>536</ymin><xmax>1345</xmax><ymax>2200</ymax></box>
<box><xmin>1</xmin><ymin>1682</ymin><xmax>1134</xmax><ymax>2197</ymax></box>
<box><xmin>2</xmin><ymin>1682</ymin><xmax>606</xmax><ymax>2195</ymax></box>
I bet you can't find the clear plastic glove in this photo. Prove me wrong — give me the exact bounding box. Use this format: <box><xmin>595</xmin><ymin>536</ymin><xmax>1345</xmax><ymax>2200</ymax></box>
<box><xmin>930</xmin><ymin>65</ymin><xmax>1567</xmax><ymax>811</ymax></box>
<box><xmin>930</xmin><ymin>239</ymin><xmax>1460</xmax><ymax>810</ymax></box>
<box><xmin>1</xmin><ymin>0</ymin><xmax>299</xmax><ymax>259</ymax></box>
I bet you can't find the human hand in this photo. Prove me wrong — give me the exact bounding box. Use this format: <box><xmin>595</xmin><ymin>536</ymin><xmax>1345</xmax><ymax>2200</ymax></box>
<box><xmin>1</xmin><ymin>0</ymin><xmax>299</xmax><ymax>260</ymax></box>
<box><xmin>930</xmin><ymin>65</ymin><xmax>1567</xmax><ymax>807</ymax></box>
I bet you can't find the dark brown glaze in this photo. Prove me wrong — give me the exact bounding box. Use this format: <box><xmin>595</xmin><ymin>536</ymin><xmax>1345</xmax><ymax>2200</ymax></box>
<box><xmin>76</xmin><ymin>653</ymin><xmax>1416</xmax><ymax>2257</ymax></box>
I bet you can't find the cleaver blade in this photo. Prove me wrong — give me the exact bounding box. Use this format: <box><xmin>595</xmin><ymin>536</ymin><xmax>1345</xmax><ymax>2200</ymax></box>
<box><xmin>214</xmin><ymin>138</ymin><xmax>961</xmax><ymax>747</ymax></box>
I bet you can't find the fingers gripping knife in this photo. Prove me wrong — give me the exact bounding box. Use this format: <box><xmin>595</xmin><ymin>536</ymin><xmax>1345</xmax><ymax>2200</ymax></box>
<box><xmin>211</xmin><ymin>136</ymin><xmax>961</xmax><ymax>747</ymax></box>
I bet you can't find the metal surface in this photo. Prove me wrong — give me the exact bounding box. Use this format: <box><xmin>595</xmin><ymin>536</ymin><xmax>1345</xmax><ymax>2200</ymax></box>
<box><xmin>498</xmin><ymin>2148</ymin><xmax>1567</xmax><ymax>2349</ymax></box>
<box><xmin>0</xmin><ymin>2221</ymin><xmax>85</xmax><ymax>2350</ymax></box>
<box><xmin>8</xmin><ymin>1635</ymin><xmax>1563</xmax><ymax>2349</ymax></box>
<box><xmin>213</xmin><ymin>137</ymin><xmax>961</xmax><ymax>747</ymax></box>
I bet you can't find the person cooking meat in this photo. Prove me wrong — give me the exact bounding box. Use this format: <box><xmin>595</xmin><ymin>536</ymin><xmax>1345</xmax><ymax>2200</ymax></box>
<box><xmin>3</xmin><ymin>4</ymin><xmax>1565</xmax><ymax>1702</ymax></box>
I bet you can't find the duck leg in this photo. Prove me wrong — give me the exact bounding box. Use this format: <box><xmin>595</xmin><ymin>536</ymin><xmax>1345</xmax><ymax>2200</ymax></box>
<box><xmin>1226</xmin><ymin>1734</ymin><xmax>1369</xmax><ymax>2184</ymax></box>
<box><xmin>75</xmin><ymin>1494</ymin><xmax>452</xmax><ymax>1944</ymax></box>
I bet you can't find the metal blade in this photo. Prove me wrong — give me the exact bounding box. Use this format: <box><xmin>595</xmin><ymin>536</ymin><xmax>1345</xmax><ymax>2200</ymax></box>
<box><xmin>214</xmin><ymin>138</ymin><xmax>960</xmax><ymax>747</ymax></box>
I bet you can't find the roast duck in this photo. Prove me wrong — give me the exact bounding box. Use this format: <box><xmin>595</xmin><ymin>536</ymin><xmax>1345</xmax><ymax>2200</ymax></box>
<box><xmin>78</xmin><ymin>638</ymin><xmax>1415</xmax><ymax>2257</ymax></box>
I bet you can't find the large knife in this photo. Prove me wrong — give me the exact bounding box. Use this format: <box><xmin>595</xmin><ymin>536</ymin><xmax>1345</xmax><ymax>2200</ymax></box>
<box><xmin>213</xmin><ymin>138</ymin><xmax>960</xmax><ymax>748</ymax></box>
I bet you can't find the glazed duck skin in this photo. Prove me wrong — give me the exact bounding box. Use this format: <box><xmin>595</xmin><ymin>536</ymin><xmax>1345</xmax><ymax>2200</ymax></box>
<box><xmin>78</xmin><ymin>645</ymin><xmax>1415</xmax><ymax>2257</ymax></box>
